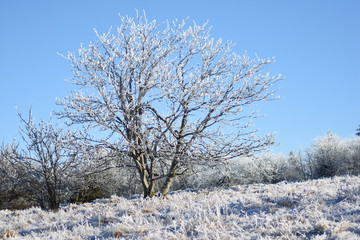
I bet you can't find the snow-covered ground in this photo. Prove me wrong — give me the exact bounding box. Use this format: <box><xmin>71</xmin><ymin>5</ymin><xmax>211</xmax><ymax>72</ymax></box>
<box><xmin>0</xmin><ymin>175</ymin><xmax>359</xmax><ymax>239</ymax></box>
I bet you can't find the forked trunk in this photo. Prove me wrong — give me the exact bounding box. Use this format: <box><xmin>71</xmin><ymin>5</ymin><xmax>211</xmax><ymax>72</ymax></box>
<box><xmin>134</xmin><ymin>153</ymin><xmax>156</xmax><ymax>198</ymax></box>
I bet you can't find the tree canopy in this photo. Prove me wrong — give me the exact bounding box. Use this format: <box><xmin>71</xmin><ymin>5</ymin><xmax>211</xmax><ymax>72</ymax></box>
<box><xmin>57</xmin><ymin>12</ymin><xmax>282</xmax><ymax>197</ymax></box>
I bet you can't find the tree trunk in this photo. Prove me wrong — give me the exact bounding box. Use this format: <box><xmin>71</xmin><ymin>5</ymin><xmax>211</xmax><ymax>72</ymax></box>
<box><xmin>44</xmin><ymin>171</ymin><xmax>59</xmax><ymax>210</ymax></box>
<box><xmin>134</xmin><ymin>153</ymin><xmax>156</xmax><ymax>198</ymax></box>
<box><xmin>161</xmin><ymin>170</ymin><xmax>176</xmax><ymax>196</ymax></box>
<box><xmin>161</xmin><ymin>159</ymin><xmax>178</xmax><ymax>196</ymax></box>
<box><xmin>143</xmin><ymin>183</ymin><xmax>155</xmax><ymax>198</ymax></box>
<box><xmin>140</xmin><ymin>171</ymin><xmax>155</xmax><ymax>198</ymax></box>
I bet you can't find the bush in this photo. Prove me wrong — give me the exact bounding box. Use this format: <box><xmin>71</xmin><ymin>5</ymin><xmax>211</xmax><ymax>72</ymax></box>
<box><xmin>302</xmin><ymin>132</ymin><xmax>360</xmax><ymax>179</ymax></box>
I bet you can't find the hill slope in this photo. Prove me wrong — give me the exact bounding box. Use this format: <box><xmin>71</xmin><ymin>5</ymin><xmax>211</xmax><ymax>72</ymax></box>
<box><xmin>0</xmin><ymin>175</ymin><xmax>359</xmax><ymax>239</ymax></box>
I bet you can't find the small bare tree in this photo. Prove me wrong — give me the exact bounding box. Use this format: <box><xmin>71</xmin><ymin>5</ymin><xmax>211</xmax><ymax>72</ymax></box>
<box><xmin>57</xmin><ymin>12</ymin><xmax>282</xmax><ymax>197</ymax></box>
<box><xmin>7</xmin><ymin>110</ymin><xmax>86</xmax><ymax>209</ymax></box>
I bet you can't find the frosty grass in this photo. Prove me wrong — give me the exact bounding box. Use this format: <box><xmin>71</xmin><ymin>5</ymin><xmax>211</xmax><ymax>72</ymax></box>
<box><xmin>0</xmin><ymin>175</ymin><xmax>359</xmax><ymax>239</ymax></box>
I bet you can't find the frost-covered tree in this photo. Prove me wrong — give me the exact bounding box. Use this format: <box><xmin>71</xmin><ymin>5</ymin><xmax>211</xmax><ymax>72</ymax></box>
<box><xmin>302</xmin><ymin>131</ymin><xmax>360</xmax><ymax>178</ymax></box>
<box><xmin>356</xmin><ymin>125</ymin><xmax>360</xmax><ymax>136</ymax></box>
<box><xmin>305</xmin><ymin>132</ymin><xmax>342</xmax><ymax>179</ymax></box>
<box><xmin>6</xmin><ymin>111</ymin><xmax>88</xmax><ymax>209</ymax></box>
<box><xmin>57</xmin><ymin>12</ymin><xmax>281</xmax><ymax>197</ymax></box>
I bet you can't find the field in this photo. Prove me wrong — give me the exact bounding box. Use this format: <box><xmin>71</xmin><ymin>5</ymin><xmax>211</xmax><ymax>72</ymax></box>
<box><xmin>0</xmin><ymin>175</ymin><xmax>359</xmax><ymax>239</ymax></box>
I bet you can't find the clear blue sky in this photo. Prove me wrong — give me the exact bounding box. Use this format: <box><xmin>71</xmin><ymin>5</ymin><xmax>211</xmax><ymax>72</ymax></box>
<box><xmin>1</xmin><ymin>0</ymin><xmax>359</xmax><ymax>154</ymax></box>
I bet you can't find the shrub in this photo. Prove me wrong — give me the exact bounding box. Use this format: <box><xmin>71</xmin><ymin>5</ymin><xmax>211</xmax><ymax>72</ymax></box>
<box><xmin>303</xmin><ymin>132</ymin><xmax>360</xmax><ymax>179</ymax></box>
